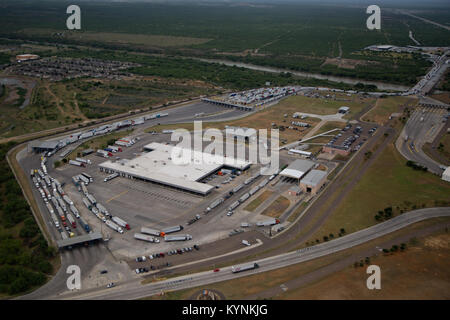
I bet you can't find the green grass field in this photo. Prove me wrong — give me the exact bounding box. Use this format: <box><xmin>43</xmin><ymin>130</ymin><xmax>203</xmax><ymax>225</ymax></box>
<box><xmin>261</xmin><ymin>195</ymin><xmax>291</xmax><ymax>218</ymax></box>
<box><xmin>362</xmin><ymin>96</ymin><xmax>418</xmax><ymax>125</ymax></box>
<box><xmin>244</xmin><ymin>190</ymin><xmax>274</xmax><ymax>212</ymax></box>
<box><xmin>0</xmin><ymin>1</ymin><xmax>444</xmax><ymax>85</ymax></box>
<box><xmin>306</xmin><ymin>144</ymin><xmax>450</xmax><ymax>244</ymax></box>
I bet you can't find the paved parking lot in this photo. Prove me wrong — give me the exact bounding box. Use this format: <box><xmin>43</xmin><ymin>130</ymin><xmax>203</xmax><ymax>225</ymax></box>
<box><xmin>50</xmin><ymin>130</ymin><xmax>287</xmax><ymax>260</ymax></box>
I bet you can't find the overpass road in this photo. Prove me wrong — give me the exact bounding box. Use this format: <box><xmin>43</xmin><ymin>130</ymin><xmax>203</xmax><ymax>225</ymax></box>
<box><xmin>52</xmin><ymin>207</ymin><xmax>449</xmax><ymax>300</ymax></box>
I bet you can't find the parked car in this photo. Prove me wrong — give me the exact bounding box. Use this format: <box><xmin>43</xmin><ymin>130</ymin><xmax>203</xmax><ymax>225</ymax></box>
<box><xmin>106</xmin><ymin>282</ymin><xmax>115</xmax><ymax>288</ymax></box>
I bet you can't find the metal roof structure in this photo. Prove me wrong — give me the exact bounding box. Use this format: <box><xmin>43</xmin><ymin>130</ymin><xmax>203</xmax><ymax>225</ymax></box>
<box><xmin>99</xmin><ymin>142</ymin><xmax>251</xmax><ymax>195</ymax></box>
<box><xmin>29</xmin><ymin>140</ymin><xmax>60</xmax><ymax>151</ymax></box>
<box><xmin>280</xmin><ymin>159</ymin><xmax>315</xmax><ymax>179</ymax></box>
<box><xmin>56</xmin><ymin>231</ymin><xmax>103</xmax><ymax>248</ymax></box>
<box><xmin>300</xmin><ymin>169</ymin><xmax>327</xmax><ymax>187</ymax></box>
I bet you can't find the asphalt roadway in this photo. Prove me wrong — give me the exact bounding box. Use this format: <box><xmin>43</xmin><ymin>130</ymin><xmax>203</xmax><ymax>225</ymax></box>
<box><xmin>55</xmin><ymin>207</ymin><xmax>450</xmax><ymax>300</ymax></box>
<box><xmin>396</xmin><ymin>105</ymin><xmax>448</xmax><ymax>174</ymax></box>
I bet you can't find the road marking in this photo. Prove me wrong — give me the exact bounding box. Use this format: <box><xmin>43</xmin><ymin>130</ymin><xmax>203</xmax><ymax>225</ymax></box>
<box><xmin>106</xmin><ymin>190</ymin><xmax>128</xmax><ymax>203</ymax></box>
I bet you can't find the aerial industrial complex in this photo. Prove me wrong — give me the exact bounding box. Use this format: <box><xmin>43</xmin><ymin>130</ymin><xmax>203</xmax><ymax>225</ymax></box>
<box><xmin>0</xmin><ymin>0</ymin><xmax>449</xmax><ymax>303</ymax></box>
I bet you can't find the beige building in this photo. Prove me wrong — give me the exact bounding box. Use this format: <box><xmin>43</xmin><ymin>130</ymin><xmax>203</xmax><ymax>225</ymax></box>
<box><xmin>300</xmin><ymin>170</ymin><xmax>327</xmax><ymax>195</ymax></box>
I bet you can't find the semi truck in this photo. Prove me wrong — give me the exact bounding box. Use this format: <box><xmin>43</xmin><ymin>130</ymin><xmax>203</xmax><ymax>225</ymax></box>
<box><xmin>97</xmin><ymin>149</ymin><xmax>111</xmax><ymax>158</ymax></box>
<box><xmin>228</xmin><ymin>201</ymin><xmax>240</xmax><ymax>211</ymax></box>
<box><xmin>256</xmin><ymin>218</ymin><xmax>280</xmax><ymax>227</ymax></box>
<box><xmin>104</xmin><ymin>172</ymin><xmax>119</xmax><ymax>182</ymax></box>
<box><xmin>72</xmin><ymin>176</ymin><xmax>80</xmax><ymax>186</ymax></box>
<box><xmin>82</xmin><ymin>197</ymin><xmax>92</xmax><ymax>210</ymax></box>
<box><xmin>57</xmin><ymin>185</ymin><xmax>65</xmax><ymax>196</ymax></box>
<box><xmin>78</xmin><ymin>175</ymin><xmax>90</xmax><ymax>185</ymax></box>
<box><xmin>164</xmin><ymin>234</ymin><xmax>192</xmax><ymax>242</ymax></box>
<box><xmin>86</xmin><ymin>194</ymin><xmax>97</xmax><ymax>205</ymax></box>
<box><xmin>78</xmin><ymin>217</ymin><xmax>90</xmax><ymax>233</ymax></box>
<box><xmin>56</xmin><ymin>206</ymin><xmax>66</xmax><ymax>222</ymax></box>
<box><xmin>75</xmin><ymin>157</ymin><xmax>92</xmax><ymax>165</ymax></box>
<box><xmin>111</xmin><ymin>216</ymin><xmax>130</xmax><ymax>230</ymax></box>
<box><xmin>259</xmin><ymin>179</ymin><xmax>269</xmax><ymax>188</ymax></box>
<box><xmin>231</xmin><ymin>263</ymin><xmax>259</xmax><ymax>273</ymax></box>
<box><xmin>69</xmin><ymin>160</ymin><xmax>85</xmax><ymax>167</ymax></box>
<box><xmin>187</xmin><ymin>214</ymin><xmax>201</xmax><ymax>225</ymax></box>
<box><xmin>134</xmin><ymin>233</ymin><xmax>160</xmax><ymax>243</ymax></box>
<box><xmin>63</xmin><ymin>195</ymin><xmax>74</xmax><ymax>206</ymax></box>
<box><xmin>239</xmin><ymin>193</ymin><xmax>250</xmax><ymax>203</ymax></box>
<box><xmin>67</xmin><ymin>213</ymin><xmax>76</xmax><ymax>228</ymax></box>
<box><xmin>57</xmin><ymin>197</ymin><xmax>67</xmax><ymax>212</ymax></box>
<box><xmin>232</xmin><ymin>184</ymin><xmax>244</xmax><ymax>193</ymax></box>
<box><xmin>107</xmin><ymin>145</ymin><xmax>122</xmax><ymax>152</ymax></box>
<box><xmin>69</xmin><ymin>205</ymin><xmax>80</xmax><ymax>218</ymax></box>
<box><xmin>105</xmin><ymin>220</ymin><xmax>124</xmax><ymax>234</ymax></box>
<box><xmin>249</xmin><ymin>186</ymin><xmax>260</xmax><ymax>196</ymax></box>
<box><xmin>81</xmin><ymin>183</ymin><xmax>88</xmax><ymax>195</ymax></box>
<box><xmin>46</xmin><ymin>202</ymin><xmax>54</xmax><ymax>215</ymax></box>
<box><xmin>50</xmin><ymin>212</ymin><xmax>60</xmax><ymax>229</ymax></box>
<box><xmin>96</xmin><ymin>203</ymin><xmax>109</xmax><ymax>217</ymax></box>
<box><xmin>161</xmin><ymin>225</ymin><xmax>183</xmax><ymax>235</ymax></box>
<box><xmin>205</xmin><ymin>198</ymin><xmax>224</xmax><ymax>213</ymax></box>
<box><xmin>81</xmin><ymin>172</ymin><xmax>93</xmax><ymax>183</ymax></box>
<box><xmin>244</xmin><ymin>177</ymin><xmax>253</xmax><ymax>185</ymax></box>
<box><xmin>96</xmin><ymin>212</ymin><xmax>107</xmax><ymax>223</ymax></box>
<box><xmin>141</xmin><ymin>227</ymin><xmax>162</xmax><ymax>237</ymax></box>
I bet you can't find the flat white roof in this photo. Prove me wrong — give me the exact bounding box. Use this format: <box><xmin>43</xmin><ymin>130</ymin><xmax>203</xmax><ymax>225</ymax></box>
<box><xmin>300</xmin><ymin>169</ymin><xmax>327</xmax><ymax>187</ymax></box>
<box><xmin>280</xmin><ymin>159</ymin><xmax>315</xmax><ymax>179</ymax></box>
<box><xmin>99</xmin><ymin>142</ymin><xmax>251</xmax><ymax>195</ymax></box>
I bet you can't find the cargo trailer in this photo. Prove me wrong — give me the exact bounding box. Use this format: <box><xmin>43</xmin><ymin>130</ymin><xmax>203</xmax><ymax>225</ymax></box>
<box><xmin>86</xmin><ymin>194</ymin><xmax>97</xmax><ymax>205</ymax></box>
<box><xmin>69</xmin><ymin>205</ymin><xmax>80</xmax><ymax>218</ymax></box>
<box><xmin>82</xmin><ymin>198</ymin><xmax>92</xmax><ymax>210</ymax></box>
<box><xmin>134</xmin><ymin>233</ymin><xmax>159</xmax><ymax>243</ymax></box>
<box><xmin>249</xmin><ymin>186</ymin><xmax>260</xmax><ymax>196</ymax></box>
<box><xmin>161</xmin><ymin>225</ymin><xmax>183</xmax><ymax>235</ymax></box>
<box><xmin>164</xmin><ymin>234</ymin><xmax>192</xmax><ymax>242</ymax></box>
<box><xmin>239</xmin><ymin>193</ymin><xmax>250</xmax><ymax>203</ymax></box>
<box><xmin>256</xmin><ymin>218</ymin><xmax>280</xmax><ymax>227</ymax></box>
<box><xmin>231</xmin><ymin>263</ymin><xmax>259</xmax><ymax>273</ymax></box>
<box><xmin>141</xmin><ymin>227</ymin><xmax>162</xmax><ymax>237</ymax></box>
<box><xmin>67</xmin><ymin>213</ymin><xmax>76</xmax><ymax>228</ymax></box>
<box><xmin>81</xmin><ymin>172</ymin><xmax>93</xmax><ymax>182</ymax></box>
<box><xmin>69</xmin><ymin>160</ymin><xmax>85</xmax><ymax>167</ymax></box>
<box><xmin>78</xmin><ymin>217</ymin><xmax>90</xmax><ymax>232</ymax></box>
<box><xmin>111</xmin><ymin>216</ymin><xmax>130</xmax><ymax>230</ymax></box>
<box><xmin>105</xmin><ymin>220</ymin><xmax>123</xmax><ymax>234</ymax></box>
<box><xmin>206</xmin><ymin>198</ymin><xmax>224</xmax><ymax>212</ymax></box>
<box><xmin>228</xmin><ymin>201</ymin><xmax>240</xmax><ymax>211</ymax></box>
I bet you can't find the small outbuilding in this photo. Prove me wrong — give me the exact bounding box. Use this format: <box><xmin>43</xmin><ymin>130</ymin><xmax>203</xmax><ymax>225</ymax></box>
<box><xmin>338</xmin><ymin>106</ymin><xmax>350</xmax><ymax>114</ymax></box>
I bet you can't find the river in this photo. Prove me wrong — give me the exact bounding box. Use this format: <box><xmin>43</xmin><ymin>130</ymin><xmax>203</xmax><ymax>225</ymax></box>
<box><xmin>197</xmin><ymin>58</ymin><xmax>411</xmax><ymax>92</ymax></box>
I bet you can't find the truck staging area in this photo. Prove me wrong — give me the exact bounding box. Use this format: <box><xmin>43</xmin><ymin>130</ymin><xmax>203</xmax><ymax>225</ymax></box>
<box><xmin>34</xmin><ymin>127</ymin><xmax>307</xmax><ymax>261</ymax></box>
<box><xmin>98</xmin><ymin>142</ymin><xmax>251</xmax><ymax>195</ymax></box>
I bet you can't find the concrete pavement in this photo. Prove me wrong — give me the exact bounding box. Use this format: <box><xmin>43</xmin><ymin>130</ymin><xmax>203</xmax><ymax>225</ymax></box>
<box><xmin>51</xmin><ymin>207</ymin><xmax>449</xmax><ymax>300</ymax></box>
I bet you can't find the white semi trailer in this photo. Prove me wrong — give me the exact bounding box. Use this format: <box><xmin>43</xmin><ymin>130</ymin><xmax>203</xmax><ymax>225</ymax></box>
<box><xmin>105</xmin><ymin>220</ymin><xmax>123</xmax><ymax>234</ymax></box>
<box><xmin>134</xmin><ymin>233</ymin><xmax>160</xmax><ymax>243</ymax></box>
<box><xmin>164</xmin><ymin>234</ymin><xmax>192</xmax><ymax>242</ymax></box>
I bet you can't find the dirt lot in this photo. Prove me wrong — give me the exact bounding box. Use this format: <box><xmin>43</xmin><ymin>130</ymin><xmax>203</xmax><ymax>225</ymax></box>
<box><xmin>261</xmin><ymin>195</ymin><xmax>291</xmax><ymax>218</ymax></box>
